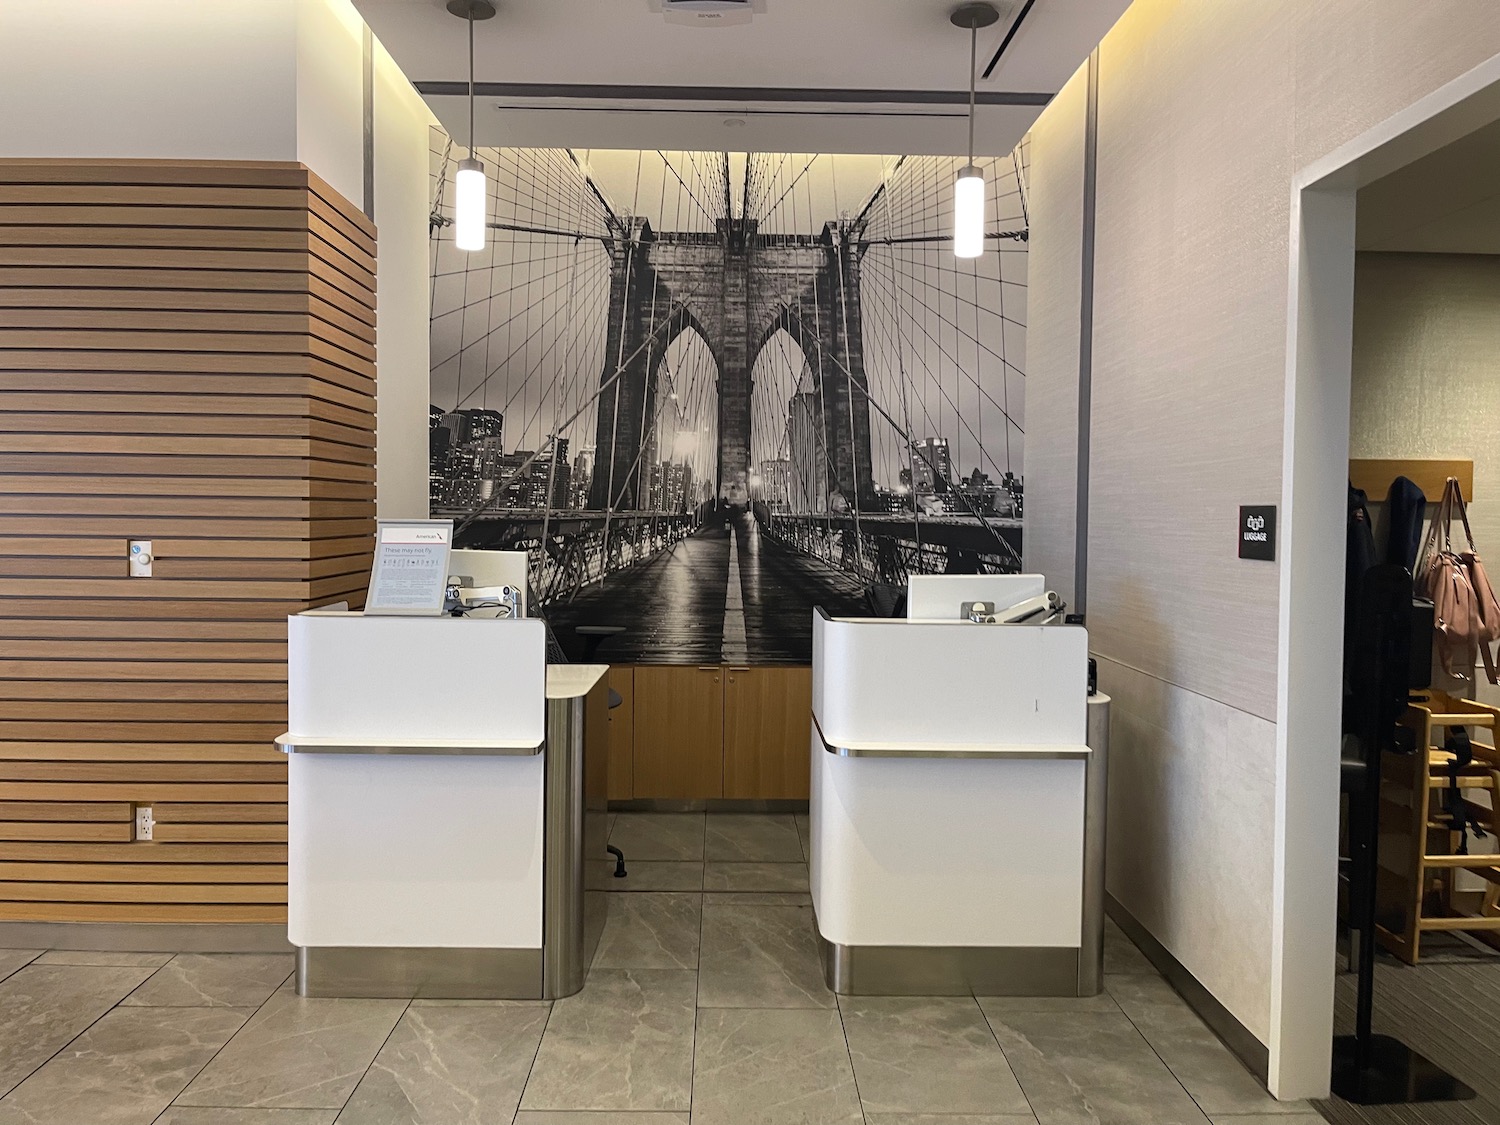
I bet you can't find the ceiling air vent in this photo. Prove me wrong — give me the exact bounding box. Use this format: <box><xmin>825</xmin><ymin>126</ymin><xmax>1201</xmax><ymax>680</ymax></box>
<box><xmin>659</xmin><ymin>0</ymin><xmax>753</xmax><ymax>27</ymax></box>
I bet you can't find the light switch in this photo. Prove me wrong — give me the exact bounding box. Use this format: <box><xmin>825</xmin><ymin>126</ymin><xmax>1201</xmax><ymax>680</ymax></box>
<box><xmin>128</xmin><ymin>540</ymin><xmax>153</xmax><ymax>577</ymax></box>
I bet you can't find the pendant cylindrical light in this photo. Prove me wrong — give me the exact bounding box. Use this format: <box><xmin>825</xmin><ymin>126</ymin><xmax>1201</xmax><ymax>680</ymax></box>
<box><xmin>455</xmin><ymin>157</ymin><xmax>486</xmax><ymax>251</ymax></box>
<box><xmin>950</xmin><ymin>3</ymin><xmax>999</xmax><ymax>259</ymax></box>
<box><xmin>953</xmin><ymin>164</ymin><xmax>985</xmax><ymax>259</ymax></box>
<box><xmin>447</xmin><ymin>0</ymin><xmax>496</xmax><ymax>251</ymax></box>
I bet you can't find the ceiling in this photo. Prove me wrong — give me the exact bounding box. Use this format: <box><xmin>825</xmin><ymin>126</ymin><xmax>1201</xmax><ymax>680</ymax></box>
<box><xmin>1357</xmin><ymin>116</ymin><xmax>1500</xmax><ymax>254</ymax></box>
<box><xmin>355</xmin><ymin>0</ymin><xmax>1132</xmax><ymax>154</ymax></box>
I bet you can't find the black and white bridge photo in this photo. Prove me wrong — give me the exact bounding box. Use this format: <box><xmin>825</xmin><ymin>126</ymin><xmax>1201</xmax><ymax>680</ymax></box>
<box><xmin>428</xmin><ymin>146</ymin><xmax>1027</xmax><ymax>662</ymax></box>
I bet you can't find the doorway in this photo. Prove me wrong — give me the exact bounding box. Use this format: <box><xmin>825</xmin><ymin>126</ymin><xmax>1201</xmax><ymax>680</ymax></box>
<box><xmin>1278</xmin><ymin>53</ymin><xmax>1500</xmax><ymax>1109</ymax></box>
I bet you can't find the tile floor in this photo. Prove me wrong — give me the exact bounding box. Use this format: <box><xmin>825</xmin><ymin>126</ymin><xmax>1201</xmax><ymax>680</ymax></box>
<box><xmin>0</xmin><ymin>812</ymin><xmax>1325</xmax><ymax>1125</ymax></box>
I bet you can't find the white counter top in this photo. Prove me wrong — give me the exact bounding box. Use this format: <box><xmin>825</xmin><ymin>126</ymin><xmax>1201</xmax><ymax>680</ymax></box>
<box><xmin>545</xmin><ymin>664</ymin><xmax>608</xmax><ymax>699</ymax></box>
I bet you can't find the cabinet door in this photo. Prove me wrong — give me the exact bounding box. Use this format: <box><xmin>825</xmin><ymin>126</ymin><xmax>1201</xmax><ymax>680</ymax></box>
<box><xmin>724</xmin><ymin>665</ymin><xmax>813</xmax><ymax>799</ymax></box>
<box><xmin>606</xmin><ymin>666</ymin><xmax>635</xmax><ymax>801</ymax></box>
<box><xmin>632</xmin><ymin>665</ymin><xmax>724</xmax><ymax>798</ymax></box>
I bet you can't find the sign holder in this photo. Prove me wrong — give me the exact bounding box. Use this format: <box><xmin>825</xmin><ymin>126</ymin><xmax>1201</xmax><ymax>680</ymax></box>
<box><xmin>364</xmin><ymin>519</ymin><xmax>455</xmax><ymax>616</ymax></box>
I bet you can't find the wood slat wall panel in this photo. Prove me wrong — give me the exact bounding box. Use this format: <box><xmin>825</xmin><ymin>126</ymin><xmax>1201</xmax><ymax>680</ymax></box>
<box><xmin>0</xmin><ymin>744</ymin><xmax>283</xmax><ymax>762</ymax></box>
<box><xmin>0</xmin><ymin>159</ymin><xmax>375</xmax><ymax>924</ymax></box>
<box><xmin>0</xmin><ymin>823</ymin><xmax>134</xmax><ymax>842</ymax></box>
<box><xmin>0</xmin><ymin>904</ymin><xmax>286</xmax><ymax>923</ymax></box>
<box><xmin>0</xmin><ymin>556</ymin><xmax>373</xmax><ymax>581</ymax></box>
<box><xmin>0</xmin><ymin>682</ymin><xmax>288</xmax><ymax>702</ymax></box>
<box><xmin>0</xmin><ymin>538</ymin><xmax>373</xmax><ymax>562</ymax></box>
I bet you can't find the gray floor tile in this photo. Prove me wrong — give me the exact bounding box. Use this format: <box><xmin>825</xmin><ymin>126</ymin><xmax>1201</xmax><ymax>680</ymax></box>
<box><xmin>702</xmin><ymin>862</ymin><xmax>809</xmax><ymax>893</ymax></box>
<box><xmin>608</xmin><ymin>813</ymin><xmax>705</xmax><ymax>861</ymax></box>
<box><xmin>0</xmin><ymin>950</ymin><xmax>41</xmax><ymax>983</ymax></box>
<box><xmin>174</xmin><ymin>990</ymin><xmax>408</xmax><ymax>1109</ymax></box>
<box><xmin>407</xmin><ymin>998</ymin><xmax>551</xmax><ymax>1007</ymax></box>
<box><xmin>840</xmin><ymin>996</ymin><xmax>1030</xmax><ymax>1116</ymax></box>
<box><xmin>336</xmin><ymin>1003</ymin><xmax>548</xmax><ymax>1124</ymax></box>
<box><xmin>1106</xmin><ymin>974</ymin><xmax>1296</xmax><ymax>1116</ymax></box>
<box><xmin>698</xmin><ymin>902</ymin><xmax>831</xmax><ymax>1009</ymax></box>
<box><xmin>122</xmin><ymin>954</ymin><xmax>294</xmax><ymax>1009</ymax></box>
<box><xmin>865</xmin><ymin>1116</ymin><xmax>1039</xmax><ymax>1125</ymax></box>
<box><xmin>984</xmin><ymin>1009</ymin><xmax>1211</xmax><ymax>1125</ymax></box>
<box><xmin>1104</xmin><ymin>917</ymin><xmax>1160</xmax><ymax>976</ymax></box>
<box><xmin>692</xmin><ymin>1007</ymin><xmax>862</xmax><ymax>1125</ymax></box>
<box><xmin>704</xmin><ymin>814</ymin><xmax>804</xmax><ymax>862</ymax></box>
<box><xmin>0</xmin><ymin>963</ymin><xmax>158</xmax><ymax>1097</ymax></box>
<box><xmin>592</xmin><ymin>893</ymin><xmax>702</xmax><ymax>971</ymax></box>
<box><xmin>513</xmin><ymin>1114</ymin><xmax>689</xmax><ymax>1124</ymax></box>
<box><xmin>794</xmin><ymin>813</ymin><xmax>811</xmax><ymax>861</ymax></box>
<box><xmin>32</xmin><ymin>950</ymin><xmax>173</xmax><ymax>967</ymax></box>
<box><xmin>589</xmin><ymin>859</ymin><xmax>704</xmax><ymax>892</ymax></box>
<box><xmin>0</xmin><ymin>1005</ymin><xmax>250</xmax><ymax>1125</ymax></box>
<box><xmin>156</xmin><ymin>1111</ymin><xmax>340</xmax><ymax>1125</ymax></box>
<box><xmin>701</xmin><ymin>892</ymin><xmax>813</xmax><ymax>906</ymax></box>
<box><xmin>978</xmin><ymin>991</ymin><xmax>1122</xmax><ymax>1015</ymax></box>
<box><xmin>519</xmin><ymin>968</ymin><xmax>697</xmax><ymax>1112</ymax></box>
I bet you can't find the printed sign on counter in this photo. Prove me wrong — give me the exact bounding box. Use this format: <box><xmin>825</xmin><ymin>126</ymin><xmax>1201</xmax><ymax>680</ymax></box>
<box><xmin>364</xmin><ymin>519</ymin><xmax>455</xmax><ymax>615</ymax></box>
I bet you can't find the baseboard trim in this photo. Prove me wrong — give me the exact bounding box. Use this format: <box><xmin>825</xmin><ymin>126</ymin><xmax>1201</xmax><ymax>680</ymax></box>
<box><xmin>0</xmin><ymin>922</ymin><xmax>292</xmax><ymax>954</ymax></box>
<box><xmin>609</xmin><ymin>798</ymin><xmax>809</xmax><ymax>813</ymax></box>
<box><xmin>1107</xmin><ymin>895</ymin><xmax>1270</xmax><ymax>1084</ymax></box>
<box><xmin>297</xmin><ymin>945</ymin><xmax>544</xmax><ymax>999</ymax></box>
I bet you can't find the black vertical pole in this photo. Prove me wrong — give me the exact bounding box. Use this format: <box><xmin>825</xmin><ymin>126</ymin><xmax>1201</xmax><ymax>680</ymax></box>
<box><xmin>1331</xmin><ymin>564</ymin><xmax>1471</xmax><ymax>1105</ymax></box>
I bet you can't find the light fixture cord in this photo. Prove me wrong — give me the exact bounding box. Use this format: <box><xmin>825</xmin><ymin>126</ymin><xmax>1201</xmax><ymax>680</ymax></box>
<box><xmin>468</xmin><ymin>6</ymin><xmax>476</xmax><ymax>159</ymax></box>
<box><xmin>967</xmin><ymin>18</ymin><xmax>977</xmax><ymax>166</ymax></box>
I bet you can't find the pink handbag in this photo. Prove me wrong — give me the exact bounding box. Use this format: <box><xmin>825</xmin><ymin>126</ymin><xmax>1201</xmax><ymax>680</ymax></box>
<box><xmin>1417</xmin><ymin>478</ymin><xmax>1500</xmax><ymax>683</ymax></box>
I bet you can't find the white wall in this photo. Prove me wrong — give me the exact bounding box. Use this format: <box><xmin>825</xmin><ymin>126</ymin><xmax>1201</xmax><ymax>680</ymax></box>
<box><xmin>295</xmin><ymin>0</ymin><xmax>366</xmax><ymax>210</ymax></box>
<box><xmin>374</xmin><ymin>37</ymin><xmax>439</xmax><ymax>519</ymax></box>
<box><xmin>0</xmin><ymin>0</ymin><xmax>431</xmax><ymax>518</ymax></box>
<box><xmin>1023</xmin><ymin>0</ymin><xmax>1500</xmax><ymax>1088</ymax></box>
<box><xmin>0</xmin><ymin>0</ymin><xmax>298</xmax><ymax>161</ymax></box>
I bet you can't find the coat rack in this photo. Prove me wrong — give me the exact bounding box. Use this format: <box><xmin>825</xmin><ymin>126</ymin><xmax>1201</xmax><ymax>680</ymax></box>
<box><xmin>1349</xmin><ymin>458</ymin><xmax>1473</xmax><ymax>500</ymax></box>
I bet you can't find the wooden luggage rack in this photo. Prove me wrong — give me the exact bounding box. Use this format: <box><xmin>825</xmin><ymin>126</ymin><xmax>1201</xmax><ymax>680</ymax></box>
<box><xmin>1376</xmin><ymin>691</ymin><xmax>1500</xmax><ymax>962</ymax></box>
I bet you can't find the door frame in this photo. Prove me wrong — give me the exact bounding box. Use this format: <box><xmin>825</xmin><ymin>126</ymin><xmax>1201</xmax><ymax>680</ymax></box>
<box><xmin>1272</xmin><ymin>53</ymin><xmax>1500</xmax><ymax>1098</ymax></box>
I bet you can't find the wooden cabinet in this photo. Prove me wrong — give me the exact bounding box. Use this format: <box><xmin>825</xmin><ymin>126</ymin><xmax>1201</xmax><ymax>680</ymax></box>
<box><xmin>606</xmin><ymin>666</ymin><xmax>635</xmax><ymax>801</ymax></box>
<box><xmin>724</xmin><ymin>666</ymin><xmax>813</xmax><ymax>799</ymax></box>
<box><xmin>608</xmin><ymin>663</ymin><xmax>812</xmax><ymax>802</ymax></box>
<box><xmin>632</xmin><ymin>665</ymin><xmax>724</xmax><ymax>799</ymax></box>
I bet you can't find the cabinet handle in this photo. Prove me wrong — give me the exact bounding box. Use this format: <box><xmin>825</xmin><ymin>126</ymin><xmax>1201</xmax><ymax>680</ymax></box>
<box><xmin>727</xmin><ymin>666</ymin><xmax>751</xmax><ymax>672</ymax></box>
<box><xmin>697</xmin><ymin>666</ymin><xmax>718</xmax><ymax>671</ymax></box>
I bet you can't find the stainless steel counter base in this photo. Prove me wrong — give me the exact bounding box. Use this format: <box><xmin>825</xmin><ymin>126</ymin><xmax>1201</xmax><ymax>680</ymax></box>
<box><xmin>294</xmin><ymin>678</ymin><xmax>608</xmax><ymax>1000</ymax></box>
<box><xmin>297</xmin><ymin>946</ymin><xmax>543</xmax><ymax>999</ymax></box>
<box><xmin>819</xmin><ymin>932</ymin><xmax>1082</xmax><ymax>996</ymax></box>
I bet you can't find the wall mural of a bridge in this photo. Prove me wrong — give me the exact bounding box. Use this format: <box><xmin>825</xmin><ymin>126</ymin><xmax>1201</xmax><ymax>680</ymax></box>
<box><xmin>428</xmin><ymin>140</ymin><xmax>1027</xmax><ymax>664</ymax></box>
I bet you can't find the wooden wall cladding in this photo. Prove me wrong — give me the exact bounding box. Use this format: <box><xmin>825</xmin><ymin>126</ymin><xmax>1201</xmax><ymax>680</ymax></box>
<box><xmin>0</xmin><ymin>160</ymin><xmax>376</xmax><ymax>924</ymax></box>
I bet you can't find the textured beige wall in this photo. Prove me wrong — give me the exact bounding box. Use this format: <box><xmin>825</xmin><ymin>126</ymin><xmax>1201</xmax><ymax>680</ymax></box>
<box><xmin>1030</xmin><ymin>1</ymin><xmax>1500</xmax><ymax>718</ymax></box>
<box><xmin>1024</xmin><ymin>0</ymin><xmax>1500</xmax><ymax>1045</ymax></box>
<box><xmin>1351</xmin><ymin>251</ymin><xmax>1500</xmax><ymax>706</ymax></box>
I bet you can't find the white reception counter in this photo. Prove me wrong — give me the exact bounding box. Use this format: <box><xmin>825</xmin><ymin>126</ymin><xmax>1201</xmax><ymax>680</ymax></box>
<box><xmin>810</xmin><ymin>599</ymin><xmax>1109</xmax><ymax>996</ymax></box>
<box><xmin>279</xmin><ymin>611</ymin><xmax>608</xmax><ymax>999</ymax></box>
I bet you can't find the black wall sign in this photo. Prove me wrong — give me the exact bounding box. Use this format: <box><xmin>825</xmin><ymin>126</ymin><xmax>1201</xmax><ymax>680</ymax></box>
<box><xmin>1239</xmin><ymin>505</ymin><xmax>1276</xmax><ymax>561</ymax></box>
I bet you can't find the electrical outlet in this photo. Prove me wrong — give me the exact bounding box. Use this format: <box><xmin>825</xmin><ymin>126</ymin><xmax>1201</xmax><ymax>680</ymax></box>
<box><xmin>128</xmin><ymin>540</ymin><xmax>153</xmax><ymax>578</ymax></box>
<box><xmin>134</xmin><ymin>805</ymin><xmax>155</xmax><ymax>841</ymax></box>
